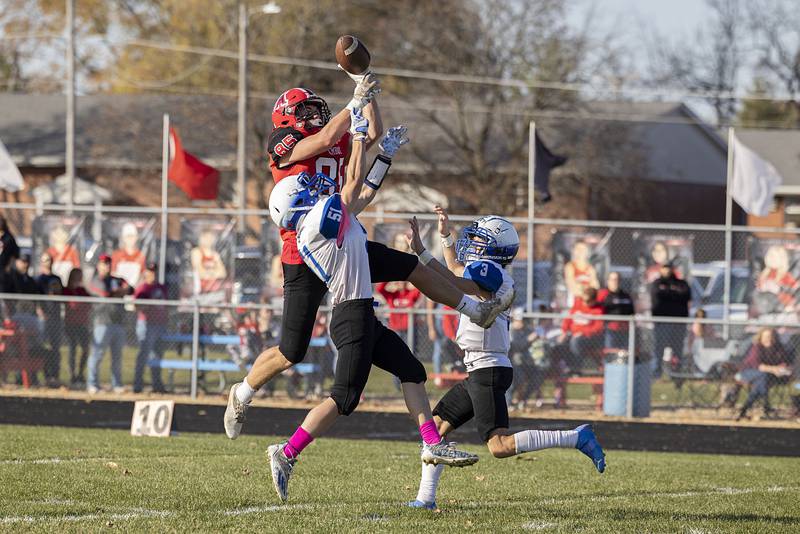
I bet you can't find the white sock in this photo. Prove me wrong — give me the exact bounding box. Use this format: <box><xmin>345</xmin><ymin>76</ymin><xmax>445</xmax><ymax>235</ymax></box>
<box><xmin>235</xmin><ymin>377</ymin><xmax>256</xmax><ymax>404</ymax></box>
<box><xmin>513</xmin><ymin>429</ymin><xmax>578</xmax><ymax>454</ymax></box>
<box><xmin>456</xmin><ymin>295</ymin><xmax>481</xmax><ymax>322</ymax></box>
<box><xmin>415</xmin><ymin>461</ymin><xmax>444</xmax><ymax>504</ymax></box>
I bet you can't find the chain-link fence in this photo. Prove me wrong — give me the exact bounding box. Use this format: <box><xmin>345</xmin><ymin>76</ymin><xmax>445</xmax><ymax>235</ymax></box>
<box><xmin>1</xmin><ymin>291</ymin><xmax>799</xmax><ymax>424</ymax></box>
<box><xmin>2</xmin><ymin>205</ymin><xmax>800</xmax><ymax>422</ymax></box>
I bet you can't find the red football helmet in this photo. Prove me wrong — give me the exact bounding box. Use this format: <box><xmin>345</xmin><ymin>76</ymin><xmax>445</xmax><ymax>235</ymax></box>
<box><xmin>271</xmin><ymin>88</ymin><xmax>331</xmax><ymax>133</ymax></box>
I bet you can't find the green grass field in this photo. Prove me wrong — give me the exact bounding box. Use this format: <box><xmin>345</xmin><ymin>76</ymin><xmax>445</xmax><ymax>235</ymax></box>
<box><xmin>1</xmin><ymin>425</ymin><xmax>799</xmax><ymax>533</ymax></box>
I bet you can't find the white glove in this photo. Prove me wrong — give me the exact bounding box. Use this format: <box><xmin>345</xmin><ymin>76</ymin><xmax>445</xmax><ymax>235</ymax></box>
<box><xmin>379</xmin><ymin>125</ymin><xmax>410</xmax><ymax>158</ymax></box>
<box><xmin>346</xmin><ymin>72</ymin><xmax>380</xmax><ymax>112</ymax></box>
<box><xmin>338</xmin><ymin>64</ymin><xmax>373</xmax><ymax>84</ymax></box>
<box><xmin>349</xmin><ymin>108</ymin><xmax>369</xmax><ymax>141</ymax></box>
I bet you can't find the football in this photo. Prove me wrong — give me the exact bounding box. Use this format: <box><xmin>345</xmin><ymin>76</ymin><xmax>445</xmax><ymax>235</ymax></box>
<box><xmin>335</xmin><ymin>35</ymin><xmax>371</xmax><ymax>75</ymax></box>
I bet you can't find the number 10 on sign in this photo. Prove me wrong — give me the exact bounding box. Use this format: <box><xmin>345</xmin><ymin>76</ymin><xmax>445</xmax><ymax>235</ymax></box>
<box><xmin>130</xmin><ymin>400</ymin><xmax>175</xmax><ymax>437</ymax></box>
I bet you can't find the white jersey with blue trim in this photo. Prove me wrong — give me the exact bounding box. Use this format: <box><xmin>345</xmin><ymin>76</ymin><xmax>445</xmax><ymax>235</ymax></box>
<box><xmin>295</xmin><ymin>193</ymin><xmax>372</xmax><ymax>305</ymax></box>
<box><xmin>456</xmin><ymin>259</ymin><xmax>514</xmax><ymax>372</ymax></box>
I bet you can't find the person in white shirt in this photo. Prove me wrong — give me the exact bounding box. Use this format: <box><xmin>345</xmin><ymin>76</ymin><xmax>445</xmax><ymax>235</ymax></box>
<box><xmin>404</xmin><ymin>206</ymin><xmax>607</xmax><ymax>511</ymax></box>
<box><xmin>264</xmin><ymin>110</ymin><xmax>507</xmax><ymax>503</ymax></box>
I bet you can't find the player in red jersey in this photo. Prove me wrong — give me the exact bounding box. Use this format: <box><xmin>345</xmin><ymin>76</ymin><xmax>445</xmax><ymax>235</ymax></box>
<box><xmin>224</xmin><ymin>75</ymin><xmax>513</xmax><ymax>440</ymax></box>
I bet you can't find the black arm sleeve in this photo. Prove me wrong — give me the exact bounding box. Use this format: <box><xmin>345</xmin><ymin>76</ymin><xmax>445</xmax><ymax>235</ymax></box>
<box><xmin>267</xmin><ymin>127</ymin><xmax>305</xmax><ymax>166</ymax></box>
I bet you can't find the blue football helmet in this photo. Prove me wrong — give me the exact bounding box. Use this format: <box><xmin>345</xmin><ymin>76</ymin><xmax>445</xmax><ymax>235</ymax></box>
<box><xmin>268</xmin><ymin>172</ymin><xmax>336</xmax><ymax>230</ymax></box>
<box><xmin>456</xmin><ymin>215</ymin><xmax>519</xmax><ymax>265</ymax></box>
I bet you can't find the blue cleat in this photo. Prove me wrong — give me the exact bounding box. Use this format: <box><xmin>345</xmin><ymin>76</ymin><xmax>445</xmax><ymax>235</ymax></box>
<box><xmin>406</xmin><ymin>500</ymin><xmax>437</xmax><ymax>510</ymax></box>
<box><xmin>575</xmin><ymin>424</ymin><xmax>606</xmax><ymax>473</ymax></box>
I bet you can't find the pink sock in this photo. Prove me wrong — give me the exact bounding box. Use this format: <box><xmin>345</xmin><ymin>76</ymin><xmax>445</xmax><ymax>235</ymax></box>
<box><xmin>419</xmin><ymin>419</ymin><xmax>441</xmax><ymax>445</ymax></box>
<box><xmin>283</xmin><ymin>427</ymin><xmax>314</xmax><ymax>459</ymax></box>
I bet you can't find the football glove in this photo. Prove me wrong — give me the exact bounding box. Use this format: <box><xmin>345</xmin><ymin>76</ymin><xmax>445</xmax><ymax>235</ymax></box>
<box><xmin>346</xmin><ymin>72</ymin><xmax>380</xmax><ymax>112</ymax></box>
<box><xmin>349</xmin><ymin>108</ymin><xmax>369</xmax><ymax>141</ymax></box>
<box><xmin>379</xmin><ymin>125</ymin><xmax>409</xmax><ymax>158</ymax></box>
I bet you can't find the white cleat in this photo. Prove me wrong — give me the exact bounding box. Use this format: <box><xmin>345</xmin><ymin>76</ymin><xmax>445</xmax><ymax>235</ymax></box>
<box><xmin>473</xmin><ymin>288</ymin><xmax>516</xmax><ymax>329</ymax></box>
<box><xmin>421</xmin><ymin>440</ymin><xmax>479</xmax><ymax>467</ymax></box>
<box><xmin>267</xmin><ymin>442</ymin><xmax>296</xmax><ymax>503</ymax></box>
<box><xmin>224</xmin><ymin>382</ymin><xmax>249</xmax><ymax>439</ymax></box>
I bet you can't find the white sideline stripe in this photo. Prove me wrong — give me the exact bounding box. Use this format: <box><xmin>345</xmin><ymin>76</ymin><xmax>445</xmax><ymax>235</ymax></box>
<box><xmin>223</xmin><ymin>504</ymin><xmax>312</xmax><ymax>516</ymax></box>
<box><xmin>4</xmin><ymin>486</ymin><xmax>797</xmax><ymax>525</ymax></box>
<box><xmin>0</xmin><ymin>509</ymin><xmax>173</xmax><ymax>525</ymax></box>
<box><xmin>521</xmin><ymin>521</ymin><xmax>557</xmax><ymax>530</ymax></box>
<box><xmin>463</xmin><ymin>485</ymin><xmax>800</xmax><ymax>509</ymax></box>
<box><xmin>0</xmin><ymin>453</ymin><xmax>250</xmax><ymax>465</ymax></box>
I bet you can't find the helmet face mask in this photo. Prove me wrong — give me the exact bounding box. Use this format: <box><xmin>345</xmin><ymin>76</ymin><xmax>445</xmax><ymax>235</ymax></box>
<box><xmin>272</xmin><ymin>88</ymin><xmax>331</xmax><ymax>133</ymax></box>
<box><xmin>456</xmin><ymin>216</ymin><xmax>520</xmax><ymax>266</ymax></box>
<box><xmin>269</xmin><ymin>172</ymin><xmax>337</xmax><ymax>231</ymax></box>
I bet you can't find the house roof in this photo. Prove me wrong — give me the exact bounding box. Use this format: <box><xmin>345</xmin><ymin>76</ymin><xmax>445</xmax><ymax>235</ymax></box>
<box><xmin>735</xmin><ymin>128</ymin><xmax>800</xmax><ymax>193</ymax></box>
<box><xmin>0</xmin><ymin>93</ymin><xmax>732</xmax><ymax>187</ymax></box>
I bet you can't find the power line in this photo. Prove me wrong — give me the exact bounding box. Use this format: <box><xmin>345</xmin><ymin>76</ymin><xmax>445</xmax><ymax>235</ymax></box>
<box><xmin>121</xmin><ymin>38</ymin><xmax>799</xmax><ymax>104</ymax></box>
<box><xmin>109</xmin><ymin>80</ymin><xmax>800</xmax><ymax>130</ymax></box>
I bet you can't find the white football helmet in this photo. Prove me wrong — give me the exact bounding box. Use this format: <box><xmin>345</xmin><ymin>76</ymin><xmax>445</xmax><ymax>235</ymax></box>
<box><xmin>456</xmin><ymin>215</ymin><xmax>520</xmax><ymax>265</ymax></box>
<box><xmin>268</xmin><ymin>172</ymin><xmax>336</xmax><ymax>230</ymax></box>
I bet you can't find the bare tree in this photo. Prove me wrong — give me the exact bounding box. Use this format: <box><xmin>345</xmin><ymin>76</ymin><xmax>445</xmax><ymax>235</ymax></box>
<box><xmin>648</xmin><ymin>0</ymin><xmax>744</xmax><ymax>126</ymax></box>
<box><xmin>749</xmin><ymin>0</ymin><xmax>800</xmax><ymax>127</ymax></box>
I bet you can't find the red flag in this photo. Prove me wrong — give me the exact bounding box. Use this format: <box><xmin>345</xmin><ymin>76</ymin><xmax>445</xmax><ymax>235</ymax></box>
<box><xmin>168</xmin><ymin>127</ymin><xmax>219</xmax><ymax>200</ymax></box>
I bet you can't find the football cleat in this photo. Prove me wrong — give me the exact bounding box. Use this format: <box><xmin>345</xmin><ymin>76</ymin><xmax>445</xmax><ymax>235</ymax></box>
<box><xmin>473</xmin><ymin>288</ymin><xmax>516</xmax><ymax>329</ymax></box>
<box><xmin>406</xmin><ymin>500</ymin><xmax>437</xmax><ymax>510</ymax></box>
<box><xmin>421</xmin><ymin>440</ymin><xmax>479</xmax><ymax>467</ymax></box>
<box><xmin>224</xmin><ymin>382</ymin><xmax>249</xmax><ymax>439</ymax></box>
<box><xmin>267</xmin><ymin>442</ymin><xmax>296</xmax><ymax>503</ymax></box>
<box><xmin>575</xmin><ymin>424</ymin><xmax>606</xmax><ymax>473</ymax></box>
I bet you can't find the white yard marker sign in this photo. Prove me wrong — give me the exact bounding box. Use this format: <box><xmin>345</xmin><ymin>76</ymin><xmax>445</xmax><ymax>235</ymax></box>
<box><xmin>130</xmin><ymin>400</ymin><xmax>175</xmax><ymax>437</ymax></box>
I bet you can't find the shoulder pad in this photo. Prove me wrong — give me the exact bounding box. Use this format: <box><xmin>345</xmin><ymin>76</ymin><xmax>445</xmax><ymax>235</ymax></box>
<box><xmin>463</xmin><ymin>260</ymin><xmax>504</xmax><ymax>293</ymax></box>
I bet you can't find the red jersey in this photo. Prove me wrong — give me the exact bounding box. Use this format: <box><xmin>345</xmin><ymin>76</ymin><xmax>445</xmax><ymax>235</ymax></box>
<box><xmin>267</xmin><ymin>126</ymin><xmax>351</xmax><ymax>264</ymax></box>
<box><xmin>376</xmin><ymin>282</ymin><xmax>422</xmax><ymax>331</ymax></box>
<box><xmin>561</xmin><ymin>299</ymin><xmax>604</xmax><ymax>337</ymax></box>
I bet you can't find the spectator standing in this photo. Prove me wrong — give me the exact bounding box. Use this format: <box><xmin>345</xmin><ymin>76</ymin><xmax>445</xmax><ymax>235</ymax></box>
<box><xmin>8</xmin><ymin>254</ymin><xmax>43</xmax><ymax>385</ymax></box>
<box><xmin>426</xmin><ymin>301</ymin><xmax>463</xmax><ymax>373</ymax></box>
<box><xmin>132</xmin><ymin>263</ymin><xmax>167</xmax><ymax>394</ymax></box>
<box><xmin>559</xmin><ymin>286</ymin><xmax>604</xmax><ymax>371</ymax></box>
<box><xmin>736</xmin><ymin>328</ymin><xmax>793</xmax><ymax>420</ymax></box>
<box><xmin>0</xmin><ymin>216</ymin><xmax>20</xmax><ymax>272</ymax></box>
<box><xmin>650</xmin><ymin>259</ymin><xmax>691</xmax><ymax>377</ymax></box>
<box><xmin>376</xmin><ymin>281</ymin><xmax>422</xmax><ymax>350</ymax></box>
<box><xmin>36</xmin><ymin>253</ymin><xmax>64</xmax><ymax>387</ymax></box>
<box><xmin>8</xmin><ymin>254</ymin><xmax>41</xmax><ymax>331</ymax></box>
<box><xmin>86</xmin><ymin>254</ymin><xmax>133</xmax><ymax>394</ymax></box>
<box><xmin>509</xmin><ymin>307</ymin><xmax>546</xmax><ymax>409</ymax></box>
<box><xmin>63</xmin><ymin>268</ymin><xmax>91</xmax><ymax>386</ymax></box>
<box><xmin>597</xmin><ymin>271</ymin><xmax>635</xmax><ymax>350</ymax></box>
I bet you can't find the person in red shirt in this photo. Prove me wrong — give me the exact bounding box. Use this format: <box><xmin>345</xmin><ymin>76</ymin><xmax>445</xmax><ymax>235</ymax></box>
<box><xmin>111</xmin><ymin>222</ymin><xmax>146</xmax><ymax>287</ymax></box>
<box><xmin>377</xmin><ymin>281</ymin><xmax>422</xmax><ymax>334</ymax></box>
<box><xmin>133</xmin><ymin>263</ymin><xmax>167</xmax><ymax>393</ymax></box>
<box><xmin>63</xmin><ymin>267</ymin><xmax>90</xmax><ymax>386</ymax></box>
<box><xmin>426</xmin><ymin>301</ymin><xmax>463</xmax><ymax>373</ymax></box>
<box><xmin>559</xmin><ymin>286</ymin><xmax>604</xmax><ymax>369</ymax></box>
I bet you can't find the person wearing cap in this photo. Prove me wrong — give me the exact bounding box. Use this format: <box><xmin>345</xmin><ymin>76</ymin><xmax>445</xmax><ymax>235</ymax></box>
<box><xmin>86</xmin><ymin>253</ymin><xmax>133</xmax><ymax>394</ymax></box>
<box><xmin>650</xmin><ymin>259</ymin><xmax>691</xmax><ymax>378</ymax></box>
<box><xmin>36</xmin><ymin>252</ymin><xmax>64</xmax><ymax>387</ymax></box>
<box><xmin>112</xmin><ymin>222</ymin><xmax>146</xmax><ymax>287</ymax></box>
<box><xmin>132</xmin><ymin>262</ymin><xmax>167</xmax><ymax>393</ymax></box>
<box><xmin>8</xmin><ymin>254</ymin><xmax>44</xmax><ymax>384</ymax></box>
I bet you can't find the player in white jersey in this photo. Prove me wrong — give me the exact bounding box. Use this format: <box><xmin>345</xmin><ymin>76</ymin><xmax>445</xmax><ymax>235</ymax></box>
<box><xmin>263</xmin><ymin>110</ymin><xmax>495</xmax><ymax>503</ymax></box>
<box><xmin>404</xmin><ymin>206</ymin><xmax>607</xmax><ymax>510</ymax></box>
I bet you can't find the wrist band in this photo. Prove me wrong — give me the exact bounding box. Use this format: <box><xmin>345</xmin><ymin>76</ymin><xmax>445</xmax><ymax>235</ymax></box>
<box><xmin>440</xmin><ymin>233</ymin><xmax>454</xmax><ymax>248</ymax></box>
<box><xmin>418</xmin><ymin>250</ymin><xmax>434</xmax><ymax>265</ymax></box>
<box><xmin>364</xmin><ymin>154</ymin><xmax>392</xmax><ymax>190</ymax></box>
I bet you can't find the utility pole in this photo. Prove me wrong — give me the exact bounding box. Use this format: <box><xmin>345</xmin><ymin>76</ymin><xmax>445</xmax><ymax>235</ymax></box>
<box><xmin>237</xmin><ymin>1</ymin><xmax>248</xmax><ymax>234</ymax></box>
<box><xmin>65</xmin><ymin>0</ymin><xmax>76</xmax><ymax>212</ymax></box>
